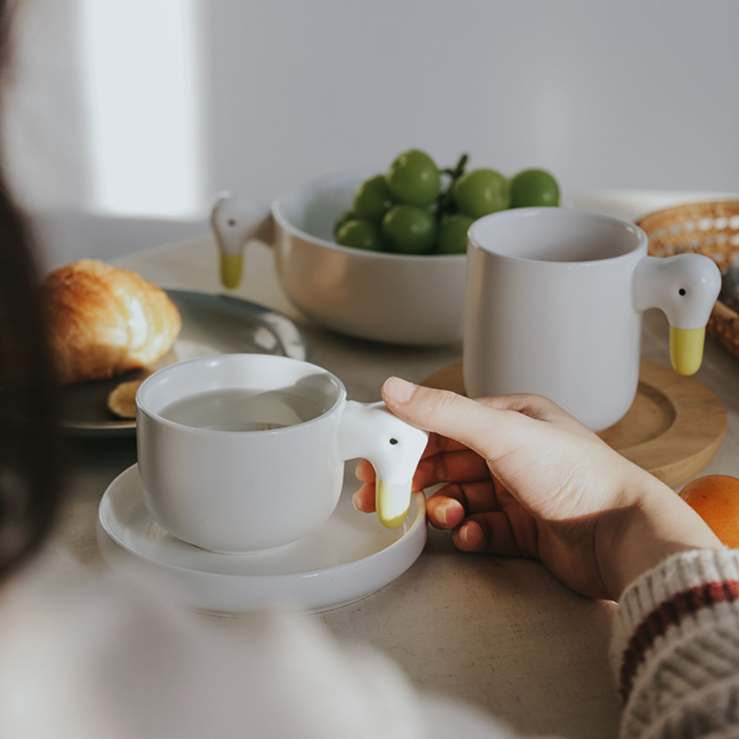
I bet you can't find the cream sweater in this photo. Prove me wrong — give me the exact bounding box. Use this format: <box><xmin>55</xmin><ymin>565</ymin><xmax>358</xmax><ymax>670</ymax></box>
<box><xmin>0</xmin><ymin>549</ymin><xmax>737</xmax><ymax>739</ymax></box>
<box><xmin>612</xmin><ymin>549</ymin><xmax>739</xmax><ymax>739</ymax></box>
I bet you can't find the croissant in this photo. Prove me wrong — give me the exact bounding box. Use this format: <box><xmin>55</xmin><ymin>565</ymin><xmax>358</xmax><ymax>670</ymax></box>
<box><xmin>43</xmin><ymin>260</ymin><xmax>181</xmax><ymax>385</ymax></box>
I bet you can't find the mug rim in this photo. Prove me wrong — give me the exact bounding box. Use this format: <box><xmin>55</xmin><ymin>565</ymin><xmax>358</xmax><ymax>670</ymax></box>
<box><xmin>136</xmin><ymin>354</ymin><xmax>347</xmax><ymax>437</ymax></box>
<box><xmin>468</xmin><ymin>206</ymin><xmax>648</xmax><ymax>266</ymax></box>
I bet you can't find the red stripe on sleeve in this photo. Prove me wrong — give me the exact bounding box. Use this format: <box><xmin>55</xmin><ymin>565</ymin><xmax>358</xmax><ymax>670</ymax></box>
<box><xmin>619</xmin><ymin>579</ymin><xmax>739</xmax><ymax>702</ymax></box>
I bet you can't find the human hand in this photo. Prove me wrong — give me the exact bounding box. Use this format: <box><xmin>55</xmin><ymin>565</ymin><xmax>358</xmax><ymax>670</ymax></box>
<box><xmin>354</xmin><ymin>378</ymin><xmax>721</xmax><ymax>600</ymax></box>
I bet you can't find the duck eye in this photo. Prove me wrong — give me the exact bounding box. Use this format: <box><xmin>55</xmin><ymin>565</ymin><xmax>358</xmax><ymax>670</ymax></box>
<box><xmin>389</xmin><ymin>438</ymin><xmax>398</xmax><ymax>445</ymax></box>
<box><xmin>228</xmin><ymin>219</ymin><xmax>236</xmax><ymax>227</ymax></box>
<box><xmin>679</xmin><ymin>288</ymin><xmax>687</xmax><ymax>296</ymax></box>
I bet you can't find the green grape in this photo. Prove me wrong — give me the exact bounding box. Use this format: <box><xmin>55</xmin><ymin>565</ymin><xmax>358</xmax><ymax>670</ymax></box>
<box><xmin>437</xmin><ymin>214</ymin><xmax>475</xmax><ymax>255</ymax></box>
<box><xmin>382</xmin><ymin>205</ymin><xmax>436</xmax><ymax>254</ymax></box>
<box><xmin>509</xmin><ymin>168</ymin><xmax>560</xmax><ymax>207</ymax></box>
<box><xmin>336</xmin><ymin>219</ymin><xmax>384</xmax><ymax>251</ymax></box>
<box><xmin>386</xmin><ymin>149</ymin><xmax>441</xmax><ymax>206</ymax></box>
<box><xmin>334</xmin><ymin>209</ymin><xmax>357</xmax><ymax>239</ymax></box>
<box><xmin>353</xmin><ymin>175</ymin><xmax>394</xmax><ymax>220</ymax></box>
<box><xmin>453</xmin><ymin>168</ymin><xmax>510</xmax><ymax>218</ymax></box>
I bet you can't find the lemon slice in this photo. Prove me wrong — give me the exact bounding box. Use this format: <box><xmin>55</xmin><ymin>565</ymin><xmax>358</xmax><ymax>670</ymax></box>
<box><xmin>107</xmin><ymin>379</ymin><xmax>146</xmax><ymax>419</ymax></box>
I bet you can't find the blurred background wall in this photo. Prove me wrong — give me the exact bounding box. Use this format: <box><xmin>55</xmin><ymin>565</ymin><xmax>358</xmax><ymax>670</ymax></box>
<box><xmin>5</xmin><ymin>0</ymin><xmax>739</xmax><ymax>268</ymax></box>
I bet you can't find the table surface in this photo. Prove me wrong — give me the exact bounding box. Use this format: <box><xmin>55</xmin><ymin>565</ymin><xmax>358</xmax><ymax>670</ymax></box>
<box><xmin>35</xmin><ymin>193</ymin><xmax>739</xmax><ymax>739</ymax></box>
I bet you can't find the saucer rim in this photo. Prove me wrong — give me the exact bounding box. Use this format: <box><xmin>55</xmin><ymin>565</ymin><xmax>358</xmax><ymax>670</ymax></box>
<box><xmin>98</xmin><ymin>463</ymin><xmax>427</xmax><ymax>582</ymax></box>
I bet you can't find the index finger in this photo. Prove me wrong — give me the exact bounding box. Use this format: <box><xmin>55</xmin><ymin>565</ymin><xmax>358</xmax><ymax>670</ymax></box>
<box><xmin>382</xmin><ymin>379</ymin><xmax>531</xmax><ymax>463</ymax></box>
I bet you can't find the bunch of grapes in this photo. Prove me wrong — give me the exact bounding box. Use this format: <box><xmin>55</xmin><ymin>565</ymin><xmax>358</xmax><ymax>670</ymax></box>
<box><xmin>334</xmin><ymin>149</ymin><xmax>560</xmax><ymax>255</ymax></box>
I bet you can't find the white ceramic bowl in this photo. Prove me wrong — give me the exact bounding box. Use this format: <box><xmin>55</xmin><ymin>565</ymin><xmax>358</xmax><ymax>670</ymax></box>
<box><xmin>211</xmin><ymin>171</ymin><xmax>467</xmax><ymax>345</ymax></box>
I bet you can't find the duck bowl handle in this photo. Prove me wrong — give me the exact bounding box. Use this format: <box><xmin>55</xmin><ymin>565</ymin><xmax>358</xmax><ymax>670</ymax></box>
<box><xmin>339</xmin><ymin>400</ymin><xmax>429</xmax><ymax>528</ymax></box>
<box><xmin>209</xmin><ymin>191</ymin><xmax>275</xmax><ymax>289</ymax></box>
<box><xmin>633</xmin><ymin>253</ymin><xmax>721</xmax><ymax>375</ymax></box>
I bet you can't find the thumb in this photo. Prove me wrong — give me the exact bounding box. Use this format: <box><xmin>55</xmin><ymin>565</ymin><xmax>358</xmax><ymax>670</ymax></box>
<box><xmin>381</xmin><ymin>377</ymin><xmax>523</xmax><ymax>459</ymax></box>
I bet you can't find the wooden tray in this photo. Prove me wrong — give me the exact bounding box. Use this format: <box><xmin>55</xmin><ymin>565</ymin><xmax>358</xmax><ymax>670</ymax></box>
<box><xmin>421</xmin><ymin>361</ymin><xmax>727</xmax><ymax>489</ymax></box>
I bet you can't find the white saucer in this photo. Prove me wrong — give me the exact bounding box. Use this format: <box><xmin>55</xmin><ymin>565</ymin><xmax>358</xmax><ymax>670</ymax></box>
<box><xmin>97</xmin><ymin>464</ymin><xmax>427</xmax><ymax>615</ymax></box>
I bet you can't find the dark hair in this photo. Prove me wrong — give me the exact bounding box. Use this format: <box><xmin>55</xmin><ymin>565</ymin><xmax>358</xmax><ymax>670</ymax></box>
<box><xmin>0</xmin><ymin>0</ymin><xmax>61</xmax><ymax>578</ymax></box>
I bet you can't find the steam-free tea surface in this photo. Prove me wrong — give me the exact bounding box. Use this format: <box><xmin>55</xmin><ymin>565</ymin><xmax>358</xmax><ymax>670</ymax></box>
<box><xmin>160</xmin><ymin>389</ymin><xmax>325</xmax><ymax>431</ymax></box>
<box><xmin>421</xmin><ymin>361</ymin><xmax>726</xmax><ymax>489</ymax></box>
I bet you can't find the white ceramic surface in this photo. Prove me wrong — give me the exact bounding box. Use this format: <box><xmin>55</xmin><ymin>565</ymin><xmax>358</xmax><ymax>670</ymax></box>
<box><xmin>136</xmin><ymin>354</ymin><xmax>428</xmax><ymax>553</ymax></box>
<box><xmin>463</xmin><ymin>208</ymin><xmax>721</xmax><ymax>431</ymax></box>
<box><xmin>210</xmin><ymin>171</ymin><xmax>467</xmax><ymax>345</ymax></box>
<box><xmin>97</xmin><ymin>464</ymin><xmax>427</xmax><ymax>615</ymax></box>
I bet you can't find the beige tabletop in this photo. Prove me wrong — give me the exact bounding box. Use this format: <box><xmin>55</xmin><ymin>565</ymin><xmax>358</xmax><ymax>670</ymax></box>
<box><xmin>36</xmin><ymin>233</ymin><xmax>739</xmax><ymax>739</ymax></box>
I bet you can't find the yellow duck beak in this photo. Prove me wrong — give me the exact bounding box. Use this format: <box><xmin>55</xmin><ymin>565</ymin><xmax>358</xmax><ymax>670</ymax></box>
<box><xmin>375</xmin><ymin>479</ymin><xmax>412</xmax><ymax>529</ymax></box>
<box><xmin>670</xmin><ymin>326</ymin><xmax>705</xmax><ymax>376</ymax></box>
<box><xmin>220</xmin><ymin>253</ymin><xmax>243</xmax><ymax>289</ymax></box>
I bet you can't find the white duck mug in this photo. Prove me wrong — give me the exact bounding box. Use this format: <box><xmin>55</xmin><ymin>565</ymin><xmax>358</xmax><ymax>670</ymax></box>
<box><xmin>136</xmin><ymin>355</ymin><xmax>428</xmax><ymax>553</ymax></box>
<box><xmin>464</xmin><ymin>208</ymin><xmax>721</xmax><ymax>432</ymax></box>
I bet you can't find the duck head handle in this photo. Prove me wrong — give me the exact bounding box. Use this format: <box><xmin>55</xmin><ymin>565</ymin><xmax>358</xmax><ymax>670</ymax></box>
<box><xmin>209</xmin><ymin>192</ymin><xmax>275</xmax><ymax>289</ymax></box>
<box><xmin>634</xmin><ymin>253</ymin><xmax>721</xmax><ymax>375</ymax></box>
<box><xmin>339</xmin><ymin>401</ymin><xmax>429</xmax><ymax>529</ymax></box>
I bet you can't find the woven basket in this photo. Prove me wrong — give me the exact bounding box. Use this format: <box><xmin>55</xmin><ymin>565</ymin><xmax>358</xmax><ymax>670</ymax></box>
<box><xmin>636</xmin><ymin>201</ymin><xmax>739</xmax><ymax>361</ymax></box>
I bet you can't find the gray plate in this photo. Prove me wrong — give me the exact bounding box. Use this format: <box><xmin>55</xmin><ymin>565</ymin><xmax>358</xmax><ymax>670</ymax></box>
<box><xmin>60</xmin><ymin>290</ymin><xmax>311</xmax><ymax>438</ymax></box>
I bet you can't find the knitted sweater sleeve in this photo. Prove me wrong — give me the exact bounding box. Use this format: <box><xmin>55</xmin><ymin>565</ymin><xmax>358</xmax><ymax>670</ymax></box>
<box><xmin>610</xmin><ymin>549</ymin><xmax>739</xmax><ymax>739</ymax></box>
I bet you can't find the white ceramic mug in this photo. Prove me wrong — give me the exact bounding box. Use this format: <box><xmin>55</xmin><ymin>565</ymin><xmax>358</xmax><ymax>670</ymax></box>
<box><xmin>464</xmin><ymin>208</ymin><xmax>721</xmax><ymax>431</ymax></box>
<box><xmin>136</xmin><ymin>354</ymin><xmax>428</xmax><ymax>553</ymax></box>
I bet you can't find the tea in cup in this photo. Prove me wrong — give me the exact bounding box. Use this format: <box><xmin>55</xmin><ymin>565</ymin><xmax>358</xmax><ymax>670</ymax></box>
<box><xmin>136</xmin><ymin>354</ymin><xmax>428</xmax><ymax>553</ymax></box>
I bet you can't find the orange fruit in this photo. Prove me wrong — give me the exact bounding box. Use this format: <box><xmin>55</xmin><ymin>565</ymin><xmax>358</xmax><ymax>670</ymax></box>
<box><xmin>679</xmin><ymin>475</ymin><xmax>739</xmax><ymax>548</ymax></box>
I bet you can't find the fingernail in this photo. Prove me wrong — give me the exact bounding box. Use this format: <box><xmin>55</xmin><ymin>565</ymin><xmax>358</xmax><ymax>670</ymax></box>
<box><xmin>384</xmin><ymin>377</ymin><xmax>417</xmax><ymax>404</ymax></box>
<box><xmin>460</xmin><ymin>525</ymin><xmax>469</xmax><ymax>547</ymax></box>
<box><xmin>439</xmin><ymin>503</ymin><xmax>448</xmax><ymax>526</ymax></box>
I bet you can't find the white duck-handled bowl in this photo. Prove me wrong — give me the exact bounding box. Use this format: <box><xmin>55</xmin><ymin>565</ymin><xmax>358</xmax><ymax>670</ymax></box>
<box><xmin>209</xmin><ymin>170</ymin><xmax>467</xmax><ymax>346</ymax></box>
